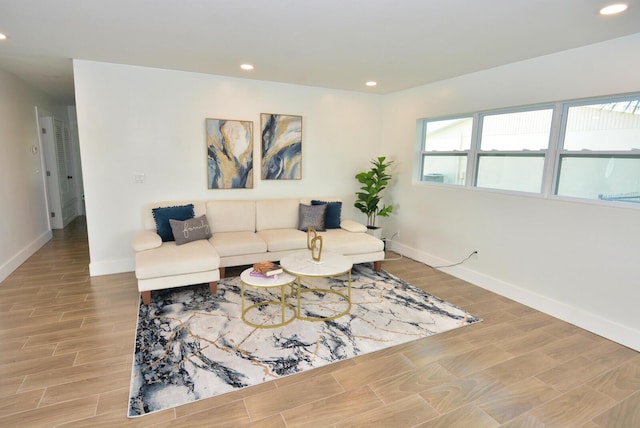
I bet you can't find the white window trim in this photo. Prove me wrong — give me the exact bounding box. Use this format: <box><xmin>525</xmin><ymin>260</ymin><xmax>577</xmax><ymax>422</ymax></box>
<box><xmin>416</xmin><ymin>92</ymin><xmax>640</xmax><ymax>209</ymax></box>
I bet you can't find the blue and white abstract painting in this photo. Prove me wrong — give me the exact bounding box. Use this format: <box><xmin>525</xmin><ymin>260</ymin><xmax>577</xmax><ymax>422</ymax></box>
<box><xmin>260</xmin><ymin>113</ymin><xmax>302</xmax><ymax>180</ymax></box>
<box><xmin>206</xmin><ymin>118</ymin><xmax>253</xmax><ymax>189</ymax></box>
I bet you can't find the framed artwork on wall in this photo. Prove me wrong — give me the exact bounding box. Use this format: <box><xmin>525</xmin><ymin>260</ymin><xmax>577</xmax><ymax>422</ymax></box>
<box><xmin>206</xmin><ymin>118</ymin><xmax>253</xmax><ymax>189</ymax></box>
<box><xmin>260</xmin><ymin>113</ymin><xmax>302</xmax><ymax>180</ymax></box>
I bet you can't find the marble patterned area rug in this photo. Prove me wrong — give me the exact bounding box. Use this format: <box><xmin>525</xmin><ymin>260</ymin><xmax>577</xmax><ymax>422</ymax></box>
<box><xmin>128</xmin><ymin>264</ymin><xmax>480</xmax><ymax>417</ymax></box>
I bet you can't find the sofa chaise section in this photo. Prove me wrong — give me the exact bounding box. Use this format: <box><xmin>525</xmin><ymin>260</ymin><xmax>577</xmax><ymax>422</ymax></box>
<box><xmin>134</xmin><ymin>238</ymin><xmax>220</xmax><ymax>304</ymax></box>
<box><xmin>132</xmin><ymin>201</ymin><xmax>221</xmax><ymax>304</ymax></box>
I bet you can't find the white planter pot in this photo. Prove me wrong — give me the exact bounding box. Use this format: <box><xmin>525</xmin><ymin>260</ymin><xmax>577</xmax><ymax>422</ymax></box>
<box><xmin>366</xmin><ymin>227</ymin><xmax>383</xmax><ymax>239</ymax></box>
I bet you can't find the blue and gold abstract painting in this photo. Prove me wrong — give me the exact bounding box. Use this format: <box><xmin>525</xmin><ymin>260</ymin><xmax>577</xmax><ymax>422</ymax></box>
<box><xmin>260</xmin><ymin>113</ymin><xmax>302</xmax><ymax>180</ymax></box>
<box><xmin>206</xmin><ymin>118</ymin><xmax>253</xmax><ymax>189</ymax></box>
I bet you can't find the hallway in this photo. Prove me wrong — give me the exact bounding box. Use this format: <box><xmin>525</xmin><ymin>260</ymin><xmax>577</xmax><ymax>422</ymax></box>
<box><xmin>0</xmin><ymin>216</ymin><xmax>139</xmax><ymax>426</ymax></box>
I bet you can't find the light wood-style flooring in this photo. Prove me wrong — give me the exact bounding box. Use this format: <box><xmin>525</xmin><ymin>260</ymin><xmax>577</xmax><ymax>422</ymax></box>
<box><xmin>1</xmin><ymin>216</ymin><xmax>639</xmax><ymax>427</ymax></box>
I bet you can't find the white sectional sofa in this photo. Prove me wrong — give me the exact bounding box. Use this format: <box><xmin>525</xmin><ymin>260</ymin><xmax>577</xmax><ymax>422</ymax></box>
<box><xmin>131</xmin><ymin>198</ymin><xmax>385</xmax><ymax>304</ymax></box>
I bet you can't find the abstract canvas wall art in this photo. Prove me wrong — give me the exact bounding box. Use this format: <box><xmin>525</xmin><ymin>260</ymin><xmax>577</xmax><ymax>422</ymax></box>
<box><xmin>260</xmin><ymin>113</ymin><xmax>302</xmax><ymax>180</ymax></box>
<box><xmin>206</xmin><ymin>118</ymin><xmax>253</xmax><ymax>189</ymax></box>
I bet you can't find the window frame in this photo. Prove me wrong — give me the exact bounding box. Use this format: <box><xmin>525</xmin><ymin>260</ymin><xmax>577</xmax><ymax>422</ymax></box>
<box><xmin>473</xmin><ymin>105</ymin><xmax>554</xmax><ymax>194</ymax></box>
<box><xmin>550</xmin><ymin>95</ymin><xmax>640</xmax><ymax>203</ymax></box>
<box><xmin>417</xmin><ymin>113</ymin><xmax>476</xmax><ymax>187</ymax></box>
<box><xmin>415</xmin><ymin>92</ymin><xmax>640</xmax><ymax>209</ymax></box>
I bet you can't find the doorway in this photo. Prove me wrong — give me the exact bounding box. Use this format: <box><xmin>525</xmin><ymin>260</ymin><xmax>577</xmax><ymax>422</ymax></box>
<box><xmin>36</xmin><ymin>107</ymin><xmax>82</xmax><ymax>229</ymax></box>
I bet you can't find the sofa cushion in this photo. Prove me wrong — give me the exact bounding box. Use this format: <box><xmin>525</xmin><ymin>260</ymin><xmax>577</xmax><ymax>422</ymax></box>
<box><xmin>135</xmin><ymin>239</ymin><xmax>219</xmax><ymax>279</ymax></box>
<box><xmin>256</xmin><ymin>199</ymin><xmax>300</xmax><ymax>231</ymax></box>
<box><xmin>152</xmin><ymin>204</ymin><xmax>195</xmax><ymax>242</ymax></box>
<box><xmin>210</xmin><ymin>231</ymin><xmax>267</xmax><ymax>257</ymax></box>
<box><xmin>311</xmin><ymin>200</ymin><xmax>342</xmax><ymax>229</ymax></box>
<box><xmin>170</xmin><ymin>215</ymin><xmax>212</xmax><ymax>245</ymax></box>
<box><xmin>257</xmin><ymin>229</ymin><xmax>308</xmax><ymax>252</ymax></box>
<box><xmin>298</xmin><ymin>203</ymin><xmax>326</xmax><ymax>231</ymax></box>
<box><xmin>206</xmin><ymin>200</ymin><xmax>256</xmax><ymax>232</ymax></box>
<box><xmin>143</xmin><ymin>201</ymin><xmax>205</xmax><ymax>231</ymax></box>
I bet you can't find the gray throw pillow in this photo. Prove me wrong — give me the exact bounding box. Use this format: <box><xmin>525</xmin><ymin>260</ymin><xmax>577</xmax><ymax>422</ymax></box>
<box><xmin>169</xmin><ymin>215</ymin><xmax>212</xmax><ymax>245</ymax></box>
<box><xmin>298</xmin><ymin>204</ymin><xmax>326</xmax><ymax>232</ymax></box>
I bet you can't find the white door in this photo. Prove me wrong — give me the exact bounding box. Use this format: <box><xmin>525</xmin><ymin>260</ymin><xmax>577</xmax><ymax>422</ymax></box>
<box><xmin>54</xmin><ymin>119</ymin><xmax>78</xmax><ymax>227</ymax></box>
<box><xmin>37</xmin><ymin>110</ymin><xmax>62</xmax><ymax>229</ymax></box>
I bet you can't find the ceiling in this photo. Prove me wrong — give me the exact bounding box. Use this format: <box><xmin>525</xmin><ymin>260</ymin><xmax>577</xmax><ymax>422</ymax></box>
<box><xmin>1</xmin><ymin>0</ymin><xmax>638</xmax><ymax>105</ymax></box>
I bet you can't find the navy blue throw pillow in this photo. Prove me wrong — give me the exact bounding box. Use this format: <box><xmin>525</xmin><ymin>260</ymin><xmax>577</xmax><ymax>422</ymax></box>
<box><xmin>152</xmin><ymin>204</ymin><xmax>195</xmax><ymax>242</ymax></box>
<box><xmin>311</xmin><ymin>200</ymin><xmax>342</xmax><ymax>229</ymax></box>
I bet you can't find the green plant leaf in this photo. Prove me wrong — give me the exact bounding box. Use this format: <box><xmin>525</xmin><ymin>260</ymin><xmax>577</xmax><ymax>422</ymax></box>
<box><xmin>353</xmin><ymin>156</ymin><xmax>394</xmax><ymax>227</ymax></box>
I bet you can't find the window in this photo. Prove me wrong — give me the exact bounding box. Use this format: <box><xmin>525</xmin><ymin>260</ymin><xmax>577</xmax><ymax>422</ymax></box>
<box><xmin>555</xmin><ymin>98</ymin><xmax>640</xmax><ymax>203</ymax></box>
<box><xmin>417</xmin><ymin>93</ymin><xmax>640</xmax><ymax>206</ymax></box>
<box><xmin>476</xmin><ymin>108</ymin><xmax>552</xmax><ymax>193</ymax></box>
<box><xmin>419</xmin><ymin>116</ymin><xmax>472</xmax><ymax>185</ymax></box>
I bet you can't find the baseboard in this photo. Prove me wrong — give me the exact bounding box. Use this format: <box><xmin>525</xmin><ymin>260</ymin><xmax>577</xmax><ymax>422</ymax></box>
<box><xmin>0</xmin><ymin>230</ymin><xmax>53</xmax><ymax>283</ymax></box>
<box><xmin>89</xmin><ymin>258</ymin><xmax>135</xmax><ymax>277</ymax></box>
<box><xmin>389</xmin><ymin>241</ymin><xmax>640</xmax><ymax>352</ymax></box>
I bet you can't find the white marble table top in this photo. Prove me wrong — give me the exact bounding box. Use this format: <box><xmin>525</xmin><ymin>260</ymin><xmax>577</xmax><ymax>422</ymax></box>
<box><xmin>240</xmin><ymin>267</ymin><xmax>295</xmax><ymax>288</ymax></box>
<box><xmin>280</xmin><ymin>251</ymin><xmax>352</xmax><ymax>277</ymax></box>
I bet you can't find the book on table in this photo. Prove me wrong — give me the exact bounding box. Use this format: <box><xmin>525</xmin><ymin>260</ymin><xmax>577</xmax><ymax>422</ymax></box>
<box><xmin>252</xmin><ymin>261</ymin><xmax>283</xmax><ymax>277</ymax></box>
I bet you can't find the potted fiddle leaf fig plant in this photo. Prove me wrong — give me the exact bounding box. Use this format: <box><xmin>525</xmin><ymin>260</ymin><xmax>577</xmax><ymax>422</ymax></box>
<box><xmin>354</xmin><ymin>156</ymin><xmax>394</xmax><ymax>238</ymax></box>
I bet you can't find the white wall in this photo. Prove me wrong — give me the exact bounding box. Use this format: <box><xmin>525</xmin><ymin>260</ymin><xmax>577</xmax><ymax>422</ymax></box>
<box><xmin>0</xmin><ymin>69</ymin><xmax>65</xmax><ymax>281</ymax></box>
<box><xmin>73</xmin><ymin>60</ymin><xmax>383</xmax><ymax>276</ymax></box>
<box><xmin>380</xmin><ymin>33</ymin><xmax>640</xmax><ymax>351</ymax></box>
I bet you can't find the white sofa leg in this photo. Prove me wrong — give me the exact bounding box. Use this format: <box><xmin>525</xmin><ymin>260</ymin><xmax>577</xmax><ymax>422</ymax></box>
<box><xmin>374</xmin><ymin>261</ymin><xmax>382</xmax><ymax>272</ymax></box>
<box><xmin>209</xmin><ymin>281</ymin><xmax>218</xmax><ymax>294</ymax></box>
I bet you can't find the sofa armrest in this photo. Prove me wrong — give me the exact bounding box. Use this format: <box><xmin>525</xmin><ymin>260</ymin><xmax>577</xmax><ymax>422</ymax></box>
<box><xmin>132</xmin><ymin>230</ymin><xmax>162</xmax><ymax>252</ymax></box>
<box><xmin>340</xmin><ymin>219</ymin><xmax>367</xmax><ymax>233</ymax></box>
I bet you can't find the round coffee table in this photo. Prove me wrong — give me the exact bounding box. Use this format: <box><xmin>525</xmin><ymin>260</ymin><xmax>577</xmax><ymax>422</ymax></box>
<box><xmin>240</xmin><ymin>267</ymin><xmax>296</xmax><ymax>329</ymax></box>
<box><xmin>280</xmin><ymin>251</ymin><xmax>353</xmax><ymax>322</ymax></box>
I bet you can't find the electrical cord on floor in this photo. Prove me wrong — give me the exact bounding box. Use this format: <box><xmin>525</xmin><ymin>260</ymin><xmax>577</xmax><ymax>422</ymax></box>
<box><xmin>381</xmin><ymin>237</ymin><xmax>404</xmax><ymax>261</ymax></box>
<box><xmin>382</xmin><ymin>237</ymin><xmax>477</xmax><ymax>267</ymax></box>
<box><xmin>426</xmin><ymin>250</ymin><xmax>478</xmax><ymax>269</ymax></box>
<box><xmin>382</xmin><ymin>234</ymin><xmax>404</xmax><ymax>261</ymax></box>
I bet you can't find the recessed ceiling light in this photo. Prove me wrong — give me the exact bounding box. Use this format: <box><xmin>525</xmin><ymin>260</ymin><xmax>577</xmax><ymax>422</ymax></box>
<box><xmin>0</xmin><ymin>33</ymin><xmax>8</xmax><ymax>40</ymax></box>
<box><xmin>240</xmin><ymin>64</ymin><xmax>254</xmax><ymax>70</ymax></box>
<box><xmin>366</xmin><ymin>81</ymin><xmax>377</xmax><ymax>87</ymax></box>
<box><xmin>599</xmin><ymin>3</ymin><xmax>628</xmax><ymax>15</ymax></box>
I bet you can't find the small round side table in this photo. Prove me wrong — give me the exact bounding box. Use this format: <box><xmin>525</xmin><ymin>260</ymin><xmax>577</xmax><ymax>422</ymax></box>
<box><xmin>240</xmin><ymin>267</ymin><xmax>297</xmax><ymax>329</ymax></box>
<box><xmin>280</xmin><ymin>251</ymin><xmax>353</xmax><ymax>322</ymax></box>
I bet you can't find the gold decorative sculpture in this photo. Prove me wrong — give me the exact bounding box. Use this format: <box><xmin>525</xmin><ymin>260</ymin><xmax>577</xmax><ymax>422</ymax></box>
<box><xmin>307</xmin><ymin>227</ymin><xmax>323</xmax><ymax>262</ymax></box>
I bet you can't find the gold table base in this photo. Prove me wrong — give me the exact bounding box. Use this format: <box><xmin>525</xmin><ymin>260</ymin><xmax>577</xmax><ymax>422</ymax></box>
<box><xmin>295</xmin><ymin>269</ymin><xmax>352</xmax><ymax>322</ymax></box>
<box><xmin>241</xmin><ymin>281</ymin><xmax>296</xmax><ymax>329</ymax></box>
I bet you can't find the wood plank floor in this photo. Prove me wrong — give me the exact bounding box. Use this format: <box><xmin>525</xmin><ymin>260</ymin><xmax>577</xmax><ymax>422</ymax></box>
<box><xmin>1</xmin><ymin>216</ymin><xmax>639</xmax><ymax>427</ymax></box>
